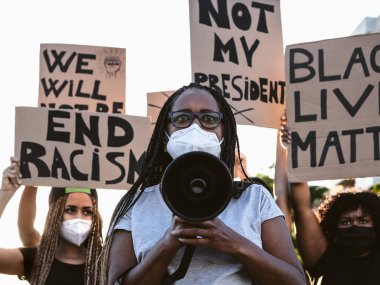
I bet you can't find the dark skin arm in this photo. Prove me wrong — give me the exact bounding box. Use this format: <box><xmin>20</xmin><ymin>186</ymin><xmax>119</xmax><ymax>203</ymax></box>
<box><xmin>274</xmin><ymin>127</ymin><xmax>292</xmax><ymax>231</ymax></box>
<box><xmin>108</xmin><ymin>218</ymin><xmax>184</xmax><ymax>285</ymax></box>
<box><xmin>290</xmin><ymin>182</ymin><xmax>327</xmax><ymax>268</ymax></box>
<box><xmin>174</xmin><ymin>216</ymin><xmax>306</xmax><ymax>285</ymax></box>
<box><xmin>109</xmin><ymin>215</ymin><xmax>306</xmax><ymax>285</ymax></box>
<box><xmin>281</xmin><ymin>117</ymin><xmax>328</xmax><ymax>268</ymax></box>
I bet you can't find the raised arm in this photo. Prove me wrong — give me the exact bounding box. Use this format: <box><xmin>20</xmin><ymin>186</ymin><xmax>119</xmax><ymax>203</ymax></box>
<box><xmin>0</xmin><ymin>158</ymin><xmax>27</xmax><ymax>276</ymax></box>
<box><xmin>274</xmin><ymin>127</ymin><xmax>292</xmax><ymax>231</ymax></box>
<box><xmin>18</xmin><ymin>186</ymin><xmax>41</xmax><ymax>246</ymax></box>
<box><xmin>0</xmin><ymin>157</ymin><xmax>22</xmax><ymax>218</ymax></box>
<box><xmin>281</xmin><ymin>119</ymin><xmax>327</xmax><ymax>268</ymax></box>
<box><xmin>289</xmin><ymin>182</ymin><xmax>327</xmax><ymax>267</ymax></box>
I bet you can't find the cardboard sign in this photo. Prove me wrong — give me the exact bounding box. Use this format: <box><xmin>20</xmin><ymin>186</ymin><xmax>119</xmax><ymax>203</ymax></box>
<box><xmin>285</xmin><ymin>33</ymin><xmax>380</xmax><ymax>182</ymax></box>
<box><xmin>39</xmin><ymin>44</ymin><xmax>126</xmax><ymax>114</ymax></box>
<box><xmin>15</xmin><ymin>107</ymin><xmax>150</xmax><ymax>190</ymax></box>
<box><xmin>189</xmin><ymin>0</ymin><xmax>285</xmax><ymax>128</ymax></box>
<box><xmin>147</xmin><ymin>91</ymin><xmax>174</xmax><ymax>127</ymax></box>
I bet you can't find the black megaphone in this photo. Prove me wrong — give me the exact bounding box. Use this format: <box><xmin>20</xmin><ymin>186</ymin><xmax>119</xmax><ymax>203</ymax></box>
<box><xmin>160</xmin><ymin>151</ymin><xmax>233</xmax><ymax>222</ymax></box>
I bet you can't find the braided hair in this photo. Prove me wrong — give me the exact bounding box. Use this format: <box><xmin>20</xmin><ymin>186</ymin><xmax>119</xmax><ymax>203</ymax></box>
<box><xmin>29</xmin><ymin>193</ymin><xmax>103</xmax><ymax>285</ymax></box>
<box><xmin>100</xmin><ymin>82</ymin><xmax>248</xmax><ymax>284</ymax></box>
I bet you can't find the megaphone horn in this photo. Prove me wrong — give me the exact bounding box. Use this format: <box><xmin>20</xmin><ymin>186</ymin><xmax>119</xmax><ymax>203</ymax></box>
<box><xmin>160</xmin><ymin>151</ymin><xmax>233</xmax><ymax>222</ymax></box>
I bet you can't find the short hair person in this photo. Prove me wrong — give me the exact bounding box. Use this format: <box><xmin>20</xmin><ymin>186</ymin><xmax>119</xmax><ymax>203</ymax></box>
<box><xmin>102</xmin><ymin>83</ymin><xmax>305</xmax><ymax>285</ymax></box>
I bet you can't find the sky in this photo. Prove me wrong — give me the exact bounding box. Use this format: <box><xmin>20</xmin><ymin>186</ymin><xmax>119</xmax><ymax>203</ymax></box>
<box><xmin>0</xmin><ymin>0</ymin><xmax>379</xmax><ymax>283</ymax></box>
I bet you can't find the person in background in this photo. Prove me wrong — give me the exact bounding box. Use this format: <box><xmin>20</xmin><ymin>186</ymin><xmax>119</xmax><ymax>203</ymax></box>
<box><xmin>0</xmin><ymin>157</ymin><xmax>103</xmax><ymax>285</ymax></box>
<box><xmin>279</xmin><ymin>117</ymin><xmax>380</xmax><ymax>285</ymax></box>
<box><xmin>101</xmin><ymin>83</ymin><xmax>306</xmax><ymax>285</ymax></box>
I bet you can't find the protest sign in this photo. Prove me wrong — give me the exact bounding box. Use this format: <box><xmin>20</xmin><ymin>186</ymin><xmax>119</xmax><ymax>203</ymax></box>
<box><xmin>15</xmin><ymin>107</ymin><xmax>150</xmax><ymax>190</ymax></box>
<box><xmin>147</xmin><ymin>90</ymin><xmax>174</xmax><ymax>127</ymax></box>
<box><xmin>285</xmin><ymin>33</ymin><xmax>380</xmax><ymax>182</ymax></box>
<box><xmin>189</xmin><ymin>0</ymin><xmax>285</xmax><ymax>128</ymax></box>
<box><xmin>39</xmin><ymin>44</ymin><xmax>126</xmax><ymax>114</ymax></box>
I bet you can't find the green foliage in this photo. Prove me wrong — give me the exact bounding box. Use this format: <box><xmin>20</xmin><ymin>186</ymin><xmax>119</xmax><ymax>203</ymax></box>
<box><xmin>256</xmin><ymin>173</ymin><xmax>274</xmax><ymax>191</ymax></box>
<box><xmin>336</xmin><ymin>178</ymin><xmax>355</xmax><ymax>188</ymax></box>
<box><xmin>309</xmin><ymin>185</ymin><xmax>329</xmax><ymax>208</ymax></box>
<box><xmin>371</xmin><ymin>182</ymin><xmax>380</xmax><ymax>194</ymax></box>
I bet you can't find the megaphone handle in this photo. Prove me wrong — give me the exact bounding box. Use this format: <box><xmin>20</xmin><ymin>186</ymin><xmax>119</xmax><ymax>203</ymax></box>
<box><xmin>161</xmin><ymin>245</ymin><xmax>195</xmax><ymax>284</ymax></box>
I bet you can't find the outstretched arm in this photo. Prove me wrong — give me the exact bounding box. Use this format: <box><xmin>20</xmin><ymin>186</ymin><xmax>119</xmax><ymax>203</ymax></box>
<box><xmin>18</xmin><ymin>186</ymin><xmax>41</xmax><ymax>247</ymax></box>
<box><xmin>0</xmin><ymin>157</ymin><xmax>22</xmax><ymax>218</ymax></box>
<box><xmin>0</xmin><ymin>157</ymin><xmax>27</xmax><ymax>276</ymax></box>
<box><xmin>281</xmin><ymin>119</ymin><xmax>327</xmax><ymax>268</ymax></box>
<box><xmin>274</xmin><ymin>127</ymin><xmax>292</xmax><ymax>231</ymax></box>
<box><xmin>290</xmin><ymin>182</ymin><xmax>327</xmax><ymax>267</ymax></box>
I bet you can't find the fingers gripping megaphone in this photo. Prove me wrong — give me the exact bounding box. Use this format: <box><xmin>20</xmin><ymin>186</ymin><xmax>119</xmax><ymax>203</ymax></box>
<box><xmin>160</xmin><ymin>151</ymin><xmax>233</xmax><ymax>283</ymax></box>
<box><xmin>160</xmin><ymin>151</ymin><xmax>233</xmax><ymax>222</ymax></box>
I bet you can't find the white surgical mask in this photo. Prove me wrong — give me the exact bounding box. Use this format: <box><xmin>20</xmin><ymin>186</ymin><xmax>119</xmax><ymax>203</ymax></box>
<box><xmin>60</xmin><ymin>218</ymin><xmax>92</xmax><ymax>247</ymax></box>
<box><xmin>166</xmin><ymin>123</ymin><xmax>223</xmax><ymax>159</ymax></box>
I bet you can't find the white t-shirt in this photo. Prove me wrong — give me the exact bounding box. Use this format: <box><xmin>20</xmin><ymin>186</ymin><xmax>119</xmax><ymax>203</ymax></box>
<box><xmin>115</xmin><ymin>183</ymin><xmax>284</xmax><ymax>285</ymax></box>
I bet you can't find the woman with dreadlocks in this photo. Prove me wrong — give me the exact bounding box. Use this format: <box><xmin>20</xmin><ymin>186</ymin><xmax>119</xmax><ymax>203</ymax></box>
<box><xmin>280</xmin><ymin>117</ymin><xmax>380</xmax><ymax>285</ymax></box>
<box><xmin>102</xmin><ymin>83</ymin><xmax>305</xmax><ymax>285</ymax></box>
<box><xmin>0</xmin><ymin>156</ymin><xmax>103</xmax><ymax>285</ymax></box>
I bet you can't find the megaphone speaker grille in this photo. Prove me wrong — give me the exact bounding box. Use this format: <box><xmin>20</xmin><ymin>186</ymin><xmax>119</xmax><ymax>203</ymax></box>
<box><xmin>161</xmin><ymin>151</ymin><xmax>233</xmax><ymax>222</ymax></box>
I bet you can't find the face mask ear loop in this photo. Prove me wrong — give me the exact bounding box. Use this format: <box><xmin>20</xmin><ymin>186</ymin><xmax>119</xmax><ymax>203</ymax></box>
<box><xmin>164</xmin><ymin>132</ymin><xmax>170</xmax><ymax>152</ymax></box>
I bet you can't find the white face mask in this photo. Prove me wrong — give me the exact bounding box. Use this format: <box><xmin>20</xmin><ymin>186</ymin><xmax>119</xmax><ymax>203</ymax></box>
<box><xmin>166</xmin><ymin>123</ymin><xmax>223</xmax><ymax>159</ymax></box>
<box><xmin>60</xmin><ymin>218</ymin><xmax>92</xmax><ymax>247</ymax></box>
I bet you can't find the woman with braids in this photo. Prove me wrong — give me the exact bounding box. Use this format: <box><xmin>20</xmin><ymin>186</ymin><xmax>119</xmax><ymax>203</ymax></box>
<box><xmin>280</xmin><ymin>118</ymin><xmax>380</xmax><ymax>285</ymax></box>
<box><xmin>0</xmin><ymin>156</ymin><xmax>103</xmax><ymax>285</ymax></box>
<box><xmin>102</xmin><ymin>83</ymin><xmax>305</xmax><ymax>285</ymax></box>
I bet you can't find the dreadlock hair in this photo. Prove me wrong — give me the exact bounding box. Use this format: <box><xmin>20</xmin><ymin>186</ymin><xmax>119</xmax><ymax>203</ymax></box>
<box><xmin>100</xmin><ymin>82</ymin><xmax>248</xmax><ymax>284</ymax></box>
<box><xmin>29</xmin><ymin>193</ymin><xmax>103</xmax><ymax>285</ymax></box>
<box><xmin>317</xmin><ymin>190</ymin><xmax>380</xmax><ymax>244</ymax></box>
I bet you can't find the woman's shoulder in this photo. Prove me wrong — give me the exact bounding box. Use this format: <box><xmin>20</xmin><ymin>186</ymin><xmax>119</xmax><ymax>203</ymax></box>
<box><xmin>133</xmin><ymin>184</ymin><xmax>162</xmax><ymax>206</ymax></box>
<box><xmin>234</xmin><ymin>180</ymin><xmax>273</xmax><ymax>199</ymax></box>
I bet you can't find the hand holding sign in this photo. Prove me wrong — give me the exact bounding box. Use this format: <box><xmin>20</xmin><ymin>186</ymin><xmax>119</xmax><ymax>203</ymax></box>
<box><xmin>285</xmin><ymin>33</ymin><xmax>380</xmax><ymax>182</ymax></box>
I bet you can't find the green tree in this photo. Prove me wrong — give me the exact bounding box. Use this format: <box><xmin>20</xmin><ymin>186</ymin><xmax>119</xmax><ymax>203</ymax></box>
<box><xmin>256</xmin><ymin>173</ymin><xmax>274</xmax><ymax>191</ymax></box>
<box><xmin>336</xmin><ymin>178</ymin><xmax>355</xmax><ymax>188</ymax></box>
<box><xmin>370</xmin><ymin>182</ymin><xmax>380</xmax><ymax>194</ymax></box>
<box><xmin>309</xmin><ymin>185</ymin><xmax>329</xmax><ymax>209</ymax></box>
